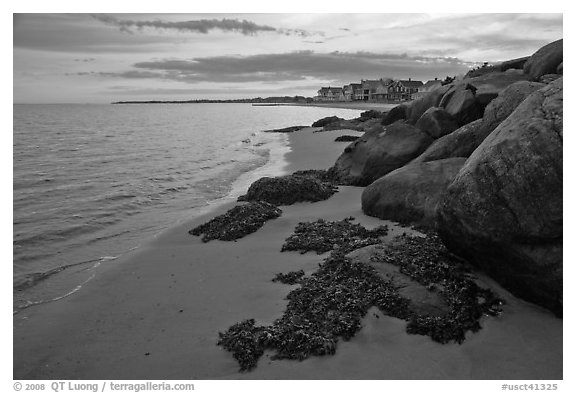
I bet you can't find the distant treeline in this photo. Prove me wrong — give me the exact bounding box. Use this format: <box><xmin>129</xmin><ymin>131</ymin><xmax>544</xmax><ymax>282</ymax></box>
<box><xmin>112</xmin><ymin>96</ymin><xmax>314</xmax><ymax>104</ymax></box>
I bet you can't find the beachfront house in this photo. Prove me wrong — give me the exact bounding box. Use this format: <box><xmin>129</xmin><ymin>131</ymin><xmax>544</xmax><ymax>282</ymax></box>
<box><xmin>315</xmin><ymin>86</ymin><xmax>345</xmax><ymax>101</ymax></box>
<box><xmin>343</xmin><ymin>83</ymin><xmax>362</xmax><ymax>101</ymax></box>
<box><xmin>387</xmin><ymin>79</ymin><xmax>424</xmax><ymax>101</ymax></box>
<box><xmin>412</xmin><ymin>78</ymin><xmax>442</xmax><ymax>100</ymax></box>
<box><xmin>359</xmin><ymin>79</ymin><xmax>393</xmax><ymax>101</ymax></box>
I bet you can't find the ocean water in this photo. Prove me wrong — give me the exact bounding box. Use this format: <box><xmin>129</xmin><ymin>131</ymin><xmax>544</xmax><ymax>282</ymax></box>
<box><xmin>13</xmin><ymin>103</ymin><xmax>362</xmax><ymax>311</ymax></box>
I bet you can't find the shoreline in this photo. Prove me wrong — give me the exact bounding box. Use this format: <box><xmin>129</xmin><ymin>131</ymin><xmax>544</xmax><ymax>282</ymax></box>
<box><xmin>13</xmin><ymin>127</ymin><xmax>562</xmax><ymax>380</ymax></box>
<box><xmin>261</xmin><ymin>102</ymin><xmax>399</xmax><ymax>112</ymax></box>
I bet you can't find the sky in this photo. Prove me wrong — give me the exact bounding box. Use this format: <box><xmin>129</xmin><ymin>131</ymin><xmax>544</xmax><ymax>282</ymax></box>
<box><xmin>13</xmin><ymin>13</ymin><xmax>563</xmax><ymax>103</ymax></box>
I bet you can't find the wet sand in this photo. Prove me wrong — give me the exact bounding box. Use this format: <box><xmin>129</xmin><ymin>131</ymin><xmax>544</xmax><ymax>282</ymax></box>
<box><xmin>13</xmin><ymin>128</ymin><xmax>562</xmax><ymax>380</ymax></box>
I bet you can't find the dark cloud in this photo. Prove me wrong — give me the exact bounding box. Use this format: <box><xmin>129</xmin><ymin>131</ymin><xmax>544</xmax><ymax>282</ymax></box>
<box><xmin>90</xmin><ymin>14</ymin><xmax>318</xmax><ymax>37</ymax></box>
<box><xmin>74</xmin><ymin>58</ymin><xmax>96</xmax><ymax>62</ymax></box>
<box><xmin>123</xmin><ymin>51</ymin><xmax>474</xmax><ymax>84</ymax></box>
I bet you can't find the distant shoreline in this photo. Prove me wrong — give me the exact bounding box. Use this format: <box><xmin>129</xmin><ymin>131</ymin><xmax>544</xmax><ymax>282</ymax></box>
<box><xmin>111</xmin><ymin>100</ymin><xmax>399</xmax><ymax>112</ymax></box>
<box><xmin>276</xmin><ymin>102</ymin><xmax>399</xmax><ymax>112</ymax></box>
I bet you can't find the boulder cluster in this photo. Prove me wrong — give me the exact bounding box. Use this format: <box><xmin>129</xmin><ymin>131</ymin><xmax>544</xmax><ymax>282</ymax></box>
<box><xmin>329</xmin><ymin>39</ymin><xmax>563</xmax><ymax>315</ymax></box>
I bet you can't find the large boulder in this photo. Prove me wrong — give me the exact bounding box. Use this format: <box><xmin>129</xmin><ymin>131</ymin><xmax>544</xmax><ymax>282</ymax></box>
<box><xmin>312</xmin><ymin>116</ymin><xmax>344</xmax><ymax>128</ymax></box>
<box><xmin>500</xmin><ymin>56</ymin><xmax>529</xmax><ymax>72</ymax></box>
<box><xmin>406</xmin><ymin>84</ymin><xmax>451</xmax><ymax>124</ymax></box>
<box><xmin>440</xmin><ymin>85</ymin><xmax>484</xmax><ymax>126</ymax></box>
<box><xmin>524</xmin><ymin>39</ymin><xmax>563</xmax><ymax>81</ymax></box>
<box><xmin>362</xmin><ymin>158</ymin><xmax>466</xmax><ymax>227</ymax></box>
<box><xmin>413</xmin><ymin>80</ymin><xmax>545</xmax><ymax>164</ymax></box>
<box><xmin>330</xmin><ymin>122</ymin><xmax>434</xmax><ymax>186</ymax></box>
<box><xmin>415</xmin><ymin>107</ymin><xmax>459</xmax><ymax>139</ymax></box>
<box><xmin>437</xmin><ymin>78</ymin><xmax>563</xmax><ymax>315</ymax></box>
<box><xmin>381</xmin><ymin>104</ymin><xmax>408</xmax><ymax>125</ymax></box>
<box><xmin>411</xmin><ymin>119</ymin><xmax>483</xmax><ymax>163</ymax></box>
<box><xmin>480</xmin><ymin>80</ymin><xmax>545</xmax><ymax>137</ymax></box>
<box><xmin>465</xmin><ymin>69</ymin><xmax>529</xmax><ymax>105</ymax></box>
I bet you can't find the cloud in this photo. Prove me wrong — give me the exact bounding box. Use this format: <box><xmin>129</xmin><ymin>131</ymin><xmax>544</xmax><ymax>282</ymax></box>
<box><xmin>128</xmin><ymin>51</ymin><xmax>475</xmax><ymax>83</ymax></box>
<box><xmin>71</xmin><ymin>50</ymin><xmax>476</xmax><ymax>86</ymax></box>
<box><xmin>90</xmin><ymin>14</ymin><xmax>318</xmax><ymax>37</ymax></box>
<box><xmin>74</xmin><ymin>57</ymin><xmax>96</xmax><ymax>62</ymax></box>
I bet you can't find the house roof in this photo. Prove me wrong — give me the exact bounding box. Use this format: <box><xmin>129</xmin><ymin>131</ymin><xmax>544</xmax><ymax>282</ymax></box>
<box><xmin>422</xmin><ymin>80</ymin><xmax>442</xmax><ymax>89</ymax></box>
<box><xmin>398</xmin><ymin>80</ymin><xmax>424</xmax><ymax>88</ymax></box>
<box><xmin>318</xmin><ymin>86</ymin><xmax>343</xmax><ymax>93</ymax></box>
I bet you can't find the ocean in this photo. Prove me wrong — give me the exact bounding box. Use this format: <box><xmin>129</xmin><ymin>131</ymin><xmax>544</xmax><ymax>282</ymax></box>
<box><xmin>13</xmin><ymin>103</ymin><xmax>362</xmax><ymax>312</ymax></box>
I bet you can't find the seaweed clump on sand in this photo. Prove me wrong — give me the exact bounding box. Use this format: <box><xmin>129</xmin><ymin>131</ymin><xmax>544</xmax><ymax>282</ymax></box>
<box><xmin>370</xmin><ymin>233</ymin><xmax>504</xmax><ymax>344</ymax></box>
<box><xmin>218</xmin><ymin>250</ymin><xmax>411</xmax><ymax>371</ymax></box>
<box><xmin>281</xmin><ymin>217</ymin><xmax>388</xmax><ymax>254</ymax></box>
<box><xmin>189</xmin><ymin>201</ymin><xmax>282</xmax><ymax>242</ymax></box>
<box><xmin>218</xmin><ymin>231</ymin><xmax>504</xmax><ymax>372</ymax></box>
<box><xmin>334</xmin><ymin>135</ymin><xmax>360</xmax><ymax>142</ymax></box>
<box><xmin>237</xmin><ymin>171</ymin><xmax>338</xmax><ymax>206</ymax></box>
<box><xmin>272</xmin><ymin>270</ymin><xmax>305</xmax><ymax>285</ymax></box>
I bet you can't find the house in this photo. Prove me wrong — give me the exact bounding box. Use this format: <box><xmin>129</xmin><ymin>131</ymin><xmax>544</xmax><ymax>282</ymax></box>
<box><xmin>359</xmin><ymin>79</ymin><xmax>393</xmax><ymax>101</ymax></box>
<box><xmin>315</xmin><ymin>86</ymin><xmax>345</xmax><ymax>101</ymax></box>
<box><xmin>343</xmin><ymin>83</ymin><xmax>362</xmax><ymax>101</ymax></box>
<box><xmin>387</xmin><ymin>78</ymin><xmax>424</xmax><ymax>101</ymax></box>
<box><xmin>412</xmin><ymin>78</ymin><xmax>442</xmax><ymax>100</ymax></box>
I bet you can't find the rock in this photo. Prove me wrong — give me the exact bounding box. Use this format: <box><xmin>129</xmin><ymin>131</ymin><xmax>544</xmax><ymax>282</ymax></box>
<box><xmin>381</xmin><ymin>104</ymin><xmax>408</xmax><ymax>125</ymax></box>
<box><xmin>557</xmin><ymin>62</ymin><xmax>563</xmax><ymax>74</ymax></box>
<box><xmin>437</xmin><ymin>78</ymin><xmax>563</xmax><ymax>315</ymax></box>
<box><xmin>480</xmin><ymin>81</ymin><xmax>545</xmax><ymax>138</ymax></box>
<box><xmin>440</xmin><ymin>86</ymin><xmax>483</xmax><ymax>126</ymax></box>
<box><xmin>465</xmin><ymin>69</ymin><xmax>528</xmax><ymax>105</ymax></box>
<box><xmin>524</xmin><ymin>39</ymin><xmax>563</xmax><ymax>81</ymax></box>
<box><xmin>406</xmin><ymin>84</ymin><xmax>452</xmax><ymax>123</ymax></box>
<box><xmin>356</xmin><ymin>118</ymin><xmax>383</xmax><ymax>133</ymax></box>
<box><xmin>312</xmin><ymin>116</ymin><xmax>344</xmax><ymax>128</ymax></box>
<box><xmin>362</xmin><ymin>158</ymin><xmax>466</xmax><ymax>227</ymax></box>
<box><xmin>500</xmin><ymin>56</ymin><xmax>530</xmax><ymax>72</ymax></box>
<box><xmin>358</xmin><ymin>110</ymin><xmax>386</xmax><ymax>120</ymax></box>
<box><xmin>264</xmin><ymin>125</ymin><xmax>307</xmax><ymax>133</ymax></box>
<box><xmin>321</xmin><ymin>119</ymin><xmax>363</xmax><ymax>131</ymax></box>
<box><xmin>411</xmin><ymin>119</ymin><xmax>483</xmax><ymax>163</ymax></box>
<box><xmin>238</xmin><ymin>172</ymin><xmax>337</xmax><ymax>205</ymax></box>
<box><xmin>415</xmin><ymin>107</ymin><xmax>459</xmax><ymax>139</ymax></box>
<box><xmin>329</xmin><ymin>122</ymin><xmax>434</xmax><ymax>186</ymax></box>
<box><xmin>410</xmin><ymin>81</ymin><xmax>544</xmax><ymax>165</ymax></box>
<box><xmin>539</xmin><ymin>74</ymin><xmax>561</xmax><ymax>84</ymax></box>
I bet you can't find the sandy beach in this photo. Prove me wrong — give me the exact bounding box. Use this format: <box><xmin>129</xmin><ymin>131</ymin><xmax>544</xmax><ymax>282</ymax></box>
<box><xmin>13</xmin><ymin>127</ymin><xmax>562</xmax><ymax>380</ymax></box>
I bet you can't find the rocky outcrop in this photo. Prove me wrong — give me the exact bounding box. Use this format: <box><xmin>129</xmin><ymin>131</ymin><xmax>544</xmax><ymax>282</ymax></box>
<box><xmin>480</xmin><ymin>81</ymin><xmax>545</xmax><ymax>137</ymax></box>
<box><xmin>465</xmin><ymin>69</ymin><xmax>529</xmax><ymax>105</ymax></box>
<box><xmin>312</xmin><ymin>116</ymin><xmax>344</xmax><ymax>128</ymax></box>
<box><xmin>406</xmin><ymin>84</ymin><xmax>451</xmax><ymax>124</ymax></box>
<box><xmin>413</xmin><ymin>80</ymin><xmax>545</xmax><ymax>164</ymax></box>
<box><xmin>263</xmin><ymin>125</ymin><xmax>307</xmax><ymax>133</ymax></box>
<box><xmin>437</xmin><ymin>78</ymin><xmax>563</xmax><ymax>316</ymax></box>
<box><xmin>411</xmin><ymin>119</ymin><xmax>483</xmax><ymax>163</ymax></box>
<box><xmin>381</xmin><ymin>104</ymin><xmax>408</xmax><ymax>125</ymax></box>
<box><xmin>329</xmin><ymin>122</ymin><xmax>434</xmax><ymax>186</ymax></box>
<box><xmin>524</xmin><ymin>39</ymin><xmax>563</xmax><ymax>81</ymax></box>
<box><xmin>362</xmin><ymin>158</ymin><xmax>466</xmax><ymax>227</ymax></box>
<box><xmin>415</xmin><ymin>107</ymin><xmax>459</xmax><ymax>139</ymax></box>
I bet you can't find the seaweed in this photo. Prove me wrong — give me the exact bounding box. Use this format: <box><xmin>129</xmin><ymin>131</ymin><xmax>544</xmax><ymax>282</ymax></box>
<box><xmin>237</xmin><ymin>172</ymin><xmax>338</xmax><ymax>206</ymax></box>
<box><xmin>334</xmin><ymin>135</ymin><xmax>360</xmax><ymax>142</ymax></box>
<box><xmin>281</xmin><ymin>217</ymin><xmax>388</xmax><ymax>254</ymax></box>
<box><xmin>189</xmin><ymin>201</ymin><xmax>282</xmax><ymax>242</ymax></box>
<box><xmin>272</xmin><ymin>270</ymin><xmax>305</xmax><ymax>285</ymax></box>
<box><xmin>218</xmin><ymin>231</ymin><xmax>504</xmax><ymax>371</ymax></box>
<box><xmin>370</xmin><ymin>233</ymin><xmax>504</xmax><ymax>344</ymax></box>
